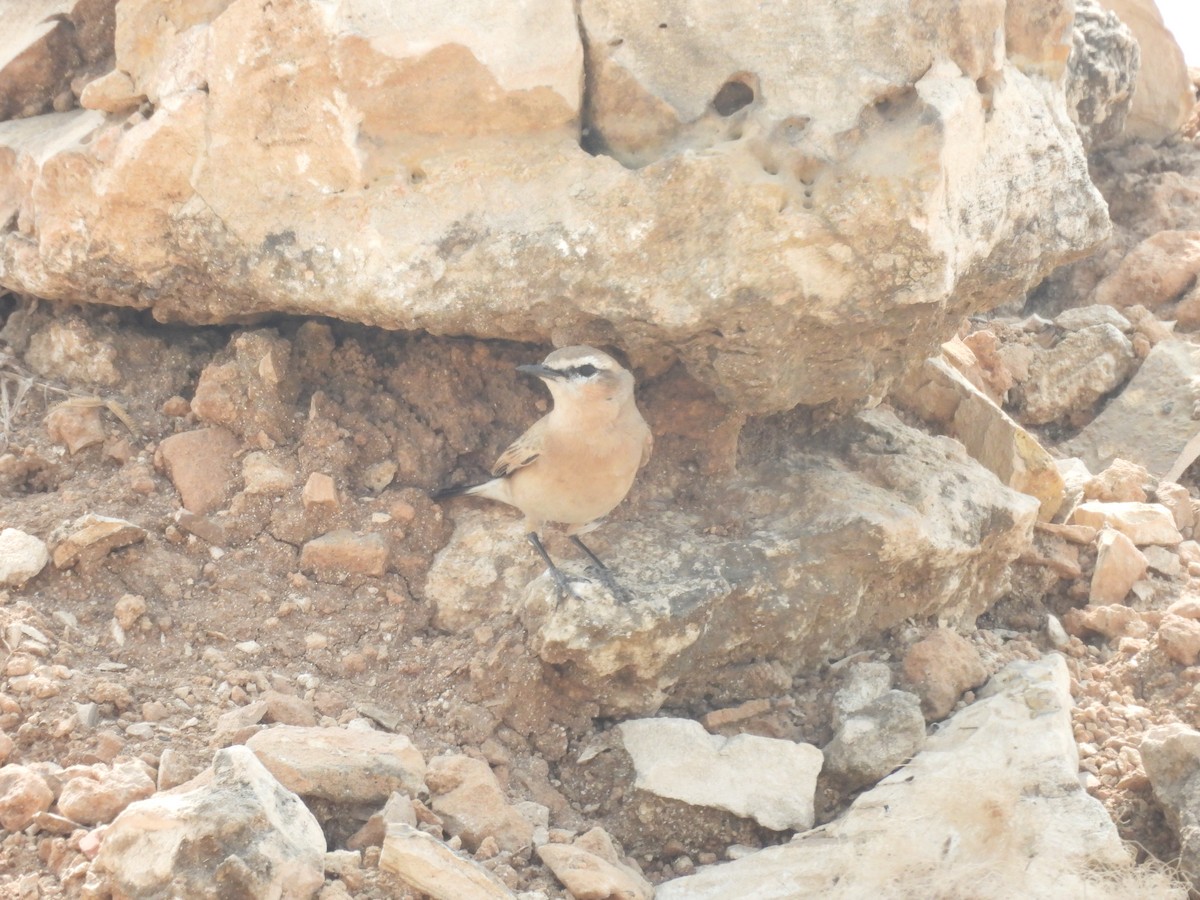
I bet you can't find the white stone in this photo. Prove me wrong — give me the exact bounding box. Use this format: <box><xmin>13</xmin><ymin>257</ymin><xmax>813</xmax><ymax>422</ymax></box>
<box><xmin>617</xmin><ymin>717</ymin><xmax>822</xmax><ymax>831</ymax></box>
<box><xmin>1090</xmin><ymin>529</ymin><xmax>1148</xmax><ymax>605</ymax></box>
<box><xmin>657</xmin><ymin>656</ymin><xmax>1179</xmax><ymax>900</ymax></box>
<box><xmin>1071</xmin><ymin>501</ymin><xmax>1183</xmax><ymax>546</ymax></box>
<box><xmin>92</xmin><ymin>746</ymin><xmax>325</xmax><ymax>899</ymax></box>
<box><xmin>379</xmin><ymin>823</ymin><xmax>514</xmax><ymax>900</ymax></box>
<box><xmin>0</xmin><ymin>528</ymin><xmax>49</xmax><ymax>588</ymax></box>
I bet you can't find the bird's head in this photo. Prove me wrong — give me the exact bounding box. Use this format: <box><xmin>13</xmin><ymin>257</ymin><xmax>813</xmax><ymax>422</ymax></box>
<box><xmin>517</xmin><ymin>346</ymin><xmax>635</xmax><ymax>407</ymax></box>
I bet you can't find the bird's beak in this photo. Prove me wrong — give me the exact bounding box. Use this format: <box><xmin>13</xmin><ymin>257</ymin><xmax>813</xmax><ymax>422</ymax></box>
<box><xmin>516</xmin><ymin>363</ymin><xmax>563</xmax><ymax>381</ymax></box>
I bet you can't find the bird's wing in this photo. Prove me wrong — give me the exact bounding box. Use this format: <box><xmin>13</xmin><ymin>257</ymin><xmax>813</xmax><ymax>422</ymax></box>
<box><xmin>640</xmin><ymin>428</ymin><xmax>653</xmax><ymax>468</ymax></box>
<box><xmin>490</xmin><ymin>417</ymin><xmax>546</xmax><ymax>477</ymax></box>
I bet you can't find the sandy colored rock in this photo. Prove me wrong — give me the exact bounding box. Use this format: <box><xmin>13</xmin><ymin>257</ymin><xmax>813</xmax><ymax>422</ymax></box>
<box><xmin>247</xmin><ymin>725</ymin><xmax>425</xmax><ymax>805</ymax></box>
<box><xmin>501</xmin><ymin>411</ymin><xmax>1038</xmax><ymax>715</ymax></box>
<box><xmin>302</xmin><ymin>473</ymin><xmax>339</xmax><ymax>511</ymax></box>
<box><xmin>1158</xmin><ymin>615</ymin><xmax>1200</xmax><ymax>666</ymax></box>
<box><xmin>380</xmin><ymin>823</ymin><xmax>514</xmax><ymax>900</ymax></box>
<box><xmin>51</xmin><ymin>514</ymin><xmax>146</xmax><ymax>571</ymax></box>
<box><xmin>300</xmin><ymin>530</ymin><xmax>389</xmax><ymax>581</ymax></box>
<box><xmin>1092</xmin><ymin>230</ymin><xmax>1200</xmax><ymax>311</ymax></box>
<box><xmin>0</xmin><ymin>0</ymin><xmax>1107</xmax><ymax>416</ymax></box>
<box><xmin>23</xmin><ymin>317</ymin><xmax>121</xmax><ymax>386</ymax></box>
<box><xmin>1062</xmin><ymin>603</ymin><xmax>1148</xmax><ymax>641</ymax></box>
<box><xmin>44</xmin><ymin>402</ymin><xmax>106</xmax><ymax>454</ymax></box>
<box><xmin>79</xmin><ymin>68</ymin><xmax>143</xmax><ymax>114</ymax></box>
<box><xmin>1082</xmin><ymin>458</ymin><xmax>1150</xmax><ymax>503</ymax></box>
<box><xmin>92</xmin><ymin>746</ymin><xmax>325</xmax><ymax>900</ymax></box>
<box><xmin>192</xmin><ymin>331</ymin><xmax>300</xmax><ymax>443</ymax></box>
<box><xmin>155</xmin><ymin>426</ymin><xmax>241</xmax><ymax>514</ymax></box>
<box><xmin>1090</xmin><ymin>529</ymin><xmax>1148</xmax><ymax>605</ymax></box>
<box><xmin>1011</xmin><ymin>324</ymin><xmax>1135</xmax><ymax>426</ymax></box>
<box><xmin>538</xmin><ymin>827</ymin><xmax>653</xmax><ymax>900</ymax></box>
<box><xmin>113</xmin><ymin>593</ymin><xmax>147</xmax><ymax>630</ymax></box>
<box><xmin>1064</xmin><ymin>340</ymin><xmax>1200</xmax><ymax>482</ymax></box>
<box><xmin>1157</xmin><ymin>482</ymin><xmax>1197</xmax><ymax>533</ymax></box>
<box><xmin>57</xmin><ymin>760</ymin><xmax>155</xmax><ymax>826</ymax></box>
<box><xmin>426</xmin><ymin>754</ymin><xmax>534</xmax><ymax>853</ymax></box>
<box><xmin>0</xmin><ymin>764</ymin><xmax>54</xmax><ymax>832</ymax></box>
<box><xmin>242</xmin><ymin>451</ymin><xmax>297</xmax><ymax>496</ymax></box>
<box><xmin>0</xmin><ymin>528</ymin><xmax>49</xmax><ymax>588</ymax></box>
<box><xmin>1071</xmin><ymin>501</ymin><xmax>1183</xmax><ymax>546</ymax></box>
<box><xmin>892</xmin><ymin>354</ymin><xmax>1064</xmax><ymax>519</ymax></box>
<box><xmin>616</xmin><ymin>717</ymin><xmax>822</xmax><ymax>831</ymax></box>
<box><xmin>902</xmin><ymin>628</ymin><xmax>987</xmax><ymax>720</ymax></box>
<box><xmin>1096</xmin><ymin>0</ymin><xmax>1193</xmax><ymax>141</ymax></box>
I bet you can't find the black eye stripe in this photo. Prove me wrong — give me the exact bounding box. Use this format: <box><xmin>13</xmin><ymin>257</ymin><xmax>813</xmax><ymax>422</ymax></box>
<box><xmin>563</xmin><ymin>363</ymin><xmax>600</xmax><ymax>378</ymax></box>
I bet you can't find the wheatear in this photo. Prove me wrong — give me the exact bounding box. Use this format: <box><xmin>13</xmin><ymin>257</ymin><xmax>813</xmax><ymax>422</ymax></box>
<box><xmin>434</xmin><ymin>346</ymin><xmax>652</xmax><ymax>597</ymax></box>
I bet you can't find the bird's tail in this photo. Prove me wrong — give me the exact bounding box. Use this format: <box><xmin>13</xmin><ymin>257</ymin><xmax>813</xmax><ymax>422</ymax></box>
<box><xmin>431</xmin><ymin>481</ymin><xmax>486</xmax><ymax>501</ymax></box>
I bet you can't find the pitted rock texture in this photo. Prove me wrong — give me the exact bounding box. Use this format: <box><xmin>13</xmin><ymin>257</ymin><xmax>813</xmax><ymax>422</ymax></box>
<box><xmin>0</xmin><ymin>0</ymin><xmax>1107</xmax><ymax>415</ymax></box>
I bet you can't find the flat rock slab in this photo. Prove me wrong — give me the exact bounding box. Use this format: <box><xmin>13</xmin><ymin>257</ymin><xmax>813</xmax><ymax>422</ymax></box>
<box><xmin>656</xmin><ymin>655</ymin><xmax>1178</xmax><ymax>899</ymax></box>
<box><xmin>497</xmin><ymin>409</ymin><xmax>1037</xmax><ymax>715</ymax></box>
<box><xmin>1063</xmin><ymin>339</ymin><xmax>1200</xmax><ymax>482</ymax></box>
<box><xmin>380</xmin><ymin>823</ymin><xmax>514</xmax><ymax>900</ymax></box>
<box><xmin>246</xmin><ymin>726</ymin><xmax>426</xmax><ymax>805</ymax></box>
<box><xmin>617</xmin><ymin>717</ymin><xmax>822</xmax><ymax>831</ymax></box>
<box><xmin>51</xmin><ymin>515</ymin><xmax>145</xmax><ymax>572</ymax></box>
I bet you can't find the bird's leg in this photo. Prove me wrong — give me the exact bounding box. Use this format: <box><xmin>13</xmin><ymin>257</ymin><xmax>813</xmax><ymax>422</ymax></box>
<box><xmin>527</xmin><ymin>532</ymin><xmax>586</xmax><ymax>598</ymax></box>
<box><xmin>570</xmin><ymin>535</ymin><xmax>629</xmax><ymax>601</ymax></box>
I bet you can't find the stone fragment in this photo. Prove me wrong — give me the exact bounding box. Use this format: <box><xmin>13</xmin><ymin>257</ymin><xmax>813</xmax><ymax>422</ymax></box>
<box><xmin>1143</xmin><ymin>544</ymin><xmax>1182</xmax><ymax>577</ymax></box>
<box><xmin>1090</xmin><ymin>529</ymin><xmax>1148</xmax><ymax>605</ymax></box>
<box><xmin>79</xmin><ymin>68</ymin><xmax>143</xmax><ymax>114</ymax></box>
<box><xmin>51</xmin><ymin>514</ymin><xmax>146</xmax><ymax>571</ymax></box>
<box><xmin>262</xmin><ymin>691</ymin><xmax>317</xmax><ymax>728</ymax></box>
<box><xmin>45</xmin><ymin>403</ymin><xmax>106</xmax><ymax>454</ymax></box>
<box><xmin>155</xmin><ymin>427</ymin><xmax>241</xmax><ymax>514</ymax></box>
<box><xmin>302</xmin><ymin>473</ymin><xmax>339</xmax><ymax>511</ymax></box>
<box><xmin>92</xmin><ymin>746</ymin><xmax>325</xmax><ymax>900</ymax></box>
<box><xmin>57</xmin><ymin>760</ymin><xmax>155</xmax><ymax>826</ymax></box>
<box><xmin>1158</xmin><ymin>615</ymin><xmax>1200</xmax><ymax>666</ymax></box>
<box><xmin>902</xmin><ymin>629</ymin><xmax>987</xmax><ymax>720</ymax></box>
<box><xmin>1064</xmin><ymin>340</ymin><xmax>1200</xmax><ymax>482</ymax></box>
<box><xmin>1071</xmin><ymin>501</ymin><xmax>1183</xmax><ymax>546</ymax></box>
<box><xmin>1082</xmin><ymin>458</ymin><xmax>1150</xmax><ymax>503</ymax></box>
<box><xmin>1062</xmin><ymin>603</ymin><xmax>1148</xmax><ymax>641</ymax></box>
<box><xmin>246</xmin><ymin>725</ymin><xmax>425</xmax><ymax>805</ymax></box>
<box><xmin>830</xmin><ymin>661</ymin><xmax>893</xmax><ymax>729</ymax></box>
<box><xmin>173</xmin><ymin>510</ymin><xmax>226</xmax><ymax>546</ymax></box>
<box><xmin>700</xmin><ymin>699</ymin><xmax>772</xmax><ymax>731</ymax></box>
<box><xmin>1093</xmin><ymin>230</ymin><xmax>1200</xmax><ymax>312</ymax></box>
<box><xmin>822</xmin><ymin>690</ymin><xmax>927</xmax><ymax>790</ymax></box>
<box><xmin>299</xmin><ymin>530</ymin><xmax>389</xmax><ymax>581</ymax></box>
<box><xmin>1141</xmin><ymin>723</ymin><xmax>1200</xmax><ymax>886</ymax></box>
<box><xmin>24</xmin><ymin>317</ymin><xmax>121</xmax><ymax>386</ymax></box>
<box><xmin>537</xmin><ymin>827</ymin><xmax>653</xmax><ymax>900</ymax></box>
<box><xmin>348</xmin><ymin>791</ymin><xmax>418</xmax><ymax>851</ymax></box>
<box><xmin>426</xmin><ymin>755</ymin><xmax>534</xmax><ymax>854</ymax></box>
<box><xmin>379</xmin><ymin>823</ymin><xmax>514</xmax><ymax>900</ymax></box>
<box><xmin>616</xmin><ymin>717</ymin><xmax>822</xmax><ymax>831</ymax></box>
<box><xmin>113</xmin><ymin>594</ymin><xmax>147</xmax><ymax>630</ymax></box>
<box><xmin>0</xmin><ymin>528</ymin><xmax>49</xmax><ymax>588</ymax></box>
<box><xmin>1011</xmin><ymin>324</ymin><xmax>1135</xmax><ymax>425</ymax></box>
<box><xmin>242</xmin><ymin>452</ymin><xmax>297</xmax><ymax>496</ymax></box>
<box><xmin>1065</xmin><ymin>0</ymin><xmax>1138</xmax><ymax>150</ymax></box>
<box><xmin>192</xmin><ymin>331</ymin><xmax>299</xmax><ymax>443</ymax></box>
<box><xmin>658</xmin><ymin>656</ymin><xmax>1169</xmax><ymax>898</ymax></box>
<box><xmin>0</xmin><ymin>764</ymin><xmax>54</xmax><ymax>831</ymax></box>
<box><xmin>1053</xmin><ymin>304</ymin><xmax>1132</xmax><ymax>333</ymax></box>
<box><xmin>1095</xmin><ymin>0</ymin><xmax>1193</xmax><ymax>141</ymax></box>
<box><xmin>1156</xmin><ymin>482</ymin><xmax>1196</xmax><ymax>532</ymax></box>
<box><xmin>891</xmin><ymin>355</ymin><xmax>1064</xmax><ymax>519</ymax></box>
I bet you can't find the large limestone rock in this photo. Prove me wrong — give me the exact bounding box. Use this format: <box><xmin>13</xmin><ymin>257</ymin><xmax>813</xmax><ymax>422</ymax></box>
<box><xmin>1063</xmin><ymin>339</ymin><xmax>1200</xmax><ymax>482</ymax></box>
<box><xmin>0</xmin><ymin>0</ymin><xmax>1107</xmax><ymax>415</ymax></box>
<box><xmin>91</xmin><ymin>746</ymin><xmax>326</xmax><ymax>900</ymax></box>
<box><xmin>432</xmin><ymin>409</ymin><xmax>1038</xmax><ymax>714</ymax></box>
<box><xmin>656</xmin><ymin>656</ymin><xmax>1182</xmax><ymax>900</ymax></box>
<box><xmin>1097</xmin><ymin>0</ymin><xmax>1193</xmax><ymax>141</ymax></box>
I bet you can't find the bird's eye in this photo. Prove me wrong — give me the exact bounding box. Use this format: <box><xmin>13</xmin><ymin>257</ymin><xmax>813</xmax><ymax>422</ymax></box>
<box><xmin>574</xmin><ymin>364</ymin><xmax>599</xmax><ymax>378</ymax></box>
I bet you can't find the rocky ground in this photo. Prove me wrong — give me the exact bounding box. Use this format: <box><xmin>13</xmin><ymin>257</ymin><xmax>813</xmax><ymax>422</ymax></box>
<box><xmin>3</xmin><ymin>201</ymin><xmax>1200</xmax><ymax>896</ymax></box>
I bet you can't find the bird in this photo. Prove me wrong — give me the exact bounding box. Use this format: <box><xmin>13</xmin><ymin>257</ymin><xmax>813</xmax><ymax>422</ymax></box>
<box><xmin>433</xmin><ymin>345</ymin><xmax>653</xmax><ymax>598</ymax></box>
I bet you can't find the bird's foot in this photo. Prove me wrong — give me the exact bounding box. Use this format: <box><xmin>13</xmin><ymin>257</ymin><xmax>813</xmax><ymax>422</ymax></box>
<box><xmin>549</xmin><ymin>568</ymin><xmax>590</xmax><ymax>602</ymax></box>
<box><xmin>590</xmin><ymin>566</ymin><xmax>632</xmax><ymax>604</ymax></box>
